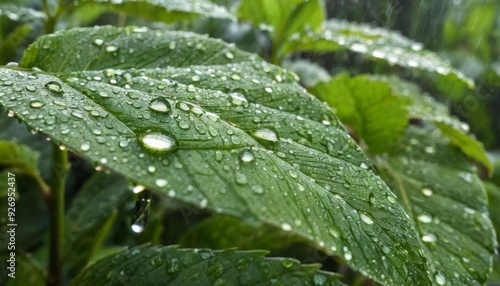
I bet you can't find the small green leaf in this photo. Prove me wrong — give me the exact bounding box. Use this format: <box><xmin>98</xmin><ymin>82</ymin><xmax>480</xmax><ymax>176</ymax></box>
<box><xmin>179</xmin><ymin>215</ymin><xmax>302</xmax><ymax>250</ymax></box>
<box><xmin>64</xmin><ymin>172</ymin><xmax>132</xmax><ymax>276</ymax></box>
<box><xmin>70</xmin><ymin>246</ymin><xmax>345</xmax><ymax>285</ymax></box>
<box><xmin>0</xmin><ymin>4</ymin><xmax>45</xmax><ymax>23</ymax></box>
<box><xmin>71</xmin><ymin>0</ymin><xmax>235</xmax><ymax>23</ymax></box>
<box><xmin>1</xmin><ymin>26</ymin><xmax>431</xmax><ymax>285</ymax></box>
<box><xmin>285</xmin><ymin>19</ymin><xmax>474</xmax><ymax>88</ymax></box>
<box><xmin>310</xmin><ymin>74</ymin><xmax>410</xmax><ymax>153</ymax></box>
<box><xmin>375</xmin><ymin>125</ymin><xmax>497</xmax><ymax>286</ymax></box>
<box><xmin>0</xmin><ymin>140</ymin><xmax>42</xmax><ymax>179</ymax></box>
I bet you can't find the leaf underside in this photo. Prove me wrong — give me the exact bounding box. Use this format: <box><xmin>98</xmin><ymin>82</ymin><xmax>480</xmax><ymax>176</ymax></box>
<box><xmin>0</xmin><ymin>26</ymin><xmax>430</xmax><ymax>285</ymax></box>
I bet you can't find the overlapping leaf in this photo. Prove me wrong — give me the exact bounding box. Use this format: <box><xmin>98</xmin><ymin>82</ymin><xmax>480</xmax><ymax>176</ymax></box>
<box><xmin>0</xmin><ymin>4</ymin><xmax>45</xmax><ymax>23</ymax></box>
<box><xmin>64</xmin><ymin>173</ymin><xmax>131</xmax><ymax>276</ymax></box>
<box><xmin>375</xmin><ymin>125</ymin><xmax>496</xmax><ymax>285</ymax></box>
<box><xmin>0</xmin><ymin>26</ymin><xmax>431</xmax><ymax>285</ymax></box>
<box><xmin>284</xmin><ymin>19</ymin><xmax>474</xmax><ymax>88</ymax></box>
<box><xmin>70</xmin><ymin>245</ymin><xmax>344</xmax><ymax>285</ymax></box>
<box><xmin>71</xmin><ymin>0</ymin><xmax>234</xmax><ymax>23</ymax></box>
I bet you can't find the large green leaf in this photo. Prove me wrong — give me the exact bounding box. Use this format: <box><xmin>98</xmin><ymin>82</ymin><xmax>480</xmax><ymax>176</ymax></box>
<box><xmin>70</xmin><ymin>0</ymin><xmax>235</xmax><ymax>23</ymax></box>
<box><xmin>70</xmin><ymin>245</ymin><xmax>344</xmax><ymax>285</ymax></box>
<box><xmin>284</xmin><ymin>19</ymin><xmax>474</xmax><ymax>88</ymax></box>
<box><xmin>0</xmin><ymin>26</ymin><xmax>431</xmax><ymax>285</ymax></box>
<box><xmin>375</xmin><ymin>125</ymin><xmax>496</xmax><ymax>286</ymax></box>
<box><xmin>310</xmin><ymin>74</ymin><xmax>410</xmax><ymax>153</ymax></box>
<box><xmin>64</xmin><ymin>172</ymin><xmax>132</xmax><ymax>277</ymax></box>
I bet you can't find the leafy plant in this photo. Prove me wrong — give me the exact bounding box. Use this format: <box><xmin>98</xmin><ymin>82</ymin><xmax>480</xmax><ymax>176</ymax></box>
<box><xmin>0</xmin><ymin>1</ymin><xmax>498</xmax><ymax>285</ymax></box>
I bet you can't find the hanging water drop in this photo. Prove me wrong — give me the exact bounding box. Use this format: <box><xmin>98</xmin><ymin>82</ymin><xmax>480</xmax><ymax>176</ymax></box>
<box><xmin>131</xmin><ymin>190</ymin><xmax>152</xmax><ymax>233</ymax></box>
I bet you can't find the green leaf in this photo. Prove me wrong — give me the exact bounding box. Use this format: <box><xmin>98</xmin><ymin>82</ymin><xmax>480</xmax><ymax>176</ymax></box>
<box><xmin>484</xmin><ymin>182</ymin><xmax>500</xmax><ymax>241</ymax></box>
<box><xmin>71</xmin><ymin>0</ymin><xmax>235</xmax><ymax>23</ymax></box>
<box><xmin>70</xmin><ymin>245</ymin><xmax>345</xmax><ymax>285</ymax></box>
<box><xmin>0</xmin><ymin>4</ymin><xmax>45</xmax><ymax>23</ymax></box>
<box><xmin>375</xmin><ymin>125</ymin><xmax>497</xmax><ymax>286</ymax></box>
<box><xmin>5</xmin><ymin>253</ymin><xmax>45</xmax><ymax>286</ymax></box>
<box><xmin>0</xmin><ymin>140</ymin><xmax>43</xmax><ymax>180</ymax></box>
<box><xmin>372</xmin><ymin>75</ymin><xmax>492</xmax><ymax>174</ymax></box>
<box><xmin>238</xmin><ymin>0</ymin><xmax>324</xmax><ymax>61</ymax></box>
<box><xmin>310</xmin><ymin>74</ymin><xmax>410</xmax><ymax>153</ymax></box>
<box><xmin>179</xmin><ymin>215</ymin><xmax>303</xmax><ymax>250</ymax></box>
<box><xmin>64</xmin><ymin>172</ymin><xmax>132</xmax><ymax>277</ymax></box>
<box><xmin>1</xmin><ymin>26</ymin><xmax>431</xmax><ymax>285</ymax></box>
<box><xmin>284</xmin><ymin>19</ymin><xmax>475</xmax><ymax>88</ymax></box>
<box><xmin>283</xmin><ymin>59</ymin><xmax>331</xmax><ymax>87</ymax></box>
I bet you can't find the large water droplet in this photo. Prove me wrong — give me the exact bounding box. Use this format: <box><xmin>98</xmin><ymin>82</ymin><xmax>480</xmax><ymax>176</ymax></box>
<box><xmin>149</xmin><ymin>97</ymin><xmax>172</xmax><ymax>114</ymax></box>
<box><xmin>281</xmin><ymin>223</ymin><xmax>292</xmax><ymax>231</ymax></box>
<box><xmin>417</xmin><ymin>214</ymin><xmax>432</xmax><ymax>223</ymax></box>
<box><xmin>30</xmin><ymin>100</ymin><xmax>45</xmax><ymax>108</ymax></box>
<box><xmin>360</xmin><ymin>213</ymin><xmax>374</xmax><ymax>225</ymax></box>
<box><xmin>139</xmin><ymin>132</ymin><xmax>177</xmax><ymax>152</ymax></box>
<box><xmin>435</xmin><ymin>271</ymin><xmax>446</xmax><ymax>285</ymax></box>
<box><xmin>80</xmin><ymin>141</ymin><xmax>91</xmax><ymax>151</ymax></box>
<box><xmin>422</xmin><ymin>233</ymin><xmax>437</xmax><ymax>243</ymax></box>
<box><xmin>229</xmin><ymin>92</ymin><xmax>248</xmax><ymax>107</ymax></box>
<box><xmin>44</xmin><ymin>81</ymin><xmax>63</xmax><ymax>94</ymax></box>
<box><xmin>254</xmin><ymin>128</ymin><xmax>278</xmax><ymax>142</ymax></box>
<box><xmin>240</xmin><ymin>149</ymin><xmax>255</xmax><ymax>162</ymax></box>
<box><xmin>421</xmin><ymin>187</ymin><xmax>433</xmax><ymax>197</ymax></box>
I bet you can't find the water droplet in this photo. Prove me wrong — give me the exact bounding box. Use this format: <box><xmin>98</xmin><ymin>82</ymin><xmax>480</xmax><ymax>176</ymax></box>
<box><xmin>458</xmin><ymin>172</ymin><xmax>472</xmax><ymax>183</ymax></box>
<box><xmin>282</xmin><ymin>259</ymin><xmax>294</xmax><ymax>268</ymax></box>
<box><xmin>106</xmin><ymin>45</ymin><xmax>119</xmax><ymax>52</ymax></box>
<box><xmin>132</xmin><ymin>185</ymin><xmax>146</xmax><ymax>193</ymax></box>
<box><xmin>435</xmin><ymin>271</ymin><xmax>446</xmax><ymax>285</ymax></box>
<box><xmin>421</xmin><ymin>187</ymin><xmax>433</xmax><ymax>197</ymax></box>
<box><xmin>44</xmin><ymin>81</ymin><xmax>63</xmax><ymax>94</ymax></box>
<box><xmin>351</xmin><ymin>43</ymin><xmax>368</xmax><ymax>53</ymax></box>
<box><xmin>93</xmin><ymin>38</ymin><xmax>104</xmax><ymax>46</ymax></box>
<box><xmin>168</xmin><ymin>190</ymin><xmax>176</xmax><ymax>197</ymax></box>
<box><xmin>422</xmin><ymin>233</ymin><xmax>437</xmax><ymax>242</ymax></box>
<box><xmin>224</xmin><ymin>51</ymin><xmax>234</xmax><ymax>59</ymax></box>
<box><xmin>229</xmin><ymin>92</ymin><xmax>248</xmax><ymax>107</ymax></box>
<box><xmin>200</xmin><ymin>198</ymin><xmax>208</xmax><ymax>209</ymax></box>
<box><xmin>240</xmin><ymin>149</ymin><xmax>254</xmax><ymax>162</ymax></box>
<box><xmin>289</xmin><ymin>170</ymin><xmax>298</xmax><ymax>179</ymax></box>
<box><xmin>343</xmin><ymin>246</ymin><xmax>352</xmax><ymax>261</ymax></box>
<box><xmin>169</xmin><ymin>41</ymin><xmax>176</xmax><ymax>50</ymax></box>
<box><xmin>281</xmin><ymin>223</ymin><xmax>292</xmax><ymax>231</ymax></box>
<box><xmin>417</xmin><ymin>214</ymin><xmax>432</xmax><ymax>223</ymax></box>
<box><xmin>139</xmin><ymin>132</ymin><xmax>177</xmax><ymax>152</ymax></box>
<box><xmin>80</xmin><ymin>142</ymin><xmax>91</xmax><ymax>151</ymax></box>
<box><xmin>252</xmin><ymin>185</ymin><xmax>264</xmax><ymax>194</ymax></box>
<box><xmin>155</xmin><ymin>179</ymin><xmax>168</xmax><ymax>187</ymax></box>
<box><xmin>131</xmin><ymin>190</ymin><xmax>151</xmax><ymax>233</ymax></box>
<box><xmin>149</xmin><ymin>97</ymin><xmax>172</xmax><ymax>113</ymax></box>
<box><xmin>166</xmin><ymin>258</ymin><xmax>181</xmax><ymax>273</ymax></box>
<box><xmin>387</xmin><ymin>195</ymin><xmax>396</xmax><ymax>203</ymax></box>
<box><xmin>360</xmin><ymin>162</ymin><xmax>369</xmax><ymax>169</ymax></box>
<box><xmin>254</xmin><ymin>128</ymin><xmax>278</xmax><ymax>142</ymax></box>
<box><xmin>264</xmin><ymin>87</ymin><xmax>273</xmax><ymax>93</ymax></box>
<box><xmin>30</xmin><ymin>100</ymin><xmax>45</xmax><ymax>108</ymax></box>
<box><xmin>382</xmin><ymin>245</ymin><xmax>391</xmax><ymax>254</ymax></box>
<box><xmin>360</xmin><ymin>213</ymin><xmax>374</xmax><ymax>224</ymax></box>
<box><xmin>424</xmin><ymin>146</ymin><xmax>435</xmax><ymax>154</ymax></box>
<box><xmin>235</xmin><ymin>172</ymin><xmax>247</xmax><ymax>185</ymax></box>
<box><xmin>147</xmin><ymin>166</ymin><xmax>156</xmax><ymax>173</ymax></box>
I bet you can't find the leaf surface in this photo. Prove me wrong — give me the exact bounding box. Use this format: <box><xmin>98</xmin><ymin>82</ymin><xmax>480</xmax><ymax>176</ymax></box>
<box><xmin>1</xmin><ymin>26</ymin><xmax>430</xmax><ymax>285</ymax></box>
<box><xmin>375</xmin><ymin>125</ymin><xmax>496</xmax><ymax>286</ymax></box>
<box><xmin>71</xmin><ymin>0</ymin><xmax>234</xmax><ymax>22</ymax></box>
<box><xmin>285</xmin><ymin>19</ymin><xmax>474</xmax><ymax>88</ymax></box>
<box><xmin>70</xmin><ymin>245</ymin><xmax>344</xmax><ymax>285</ymax></box>
<box><xmin>0</xmin><ymin>140</ymin><xmax>43</xmax><ymax>182</ymax></box>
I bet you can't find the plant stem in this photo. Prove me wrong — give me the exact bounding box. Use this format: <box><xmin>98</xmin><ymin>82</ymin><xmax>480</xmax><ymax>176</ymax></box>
<box><xmin>42</xmin><ymin>0</ymin><xmax>63</xmax><ymax>34</ymax></box>
<box><xmin>47</xmin><ymin>144</ymin><xmax>69</xmax><ymax>286</ymax></box>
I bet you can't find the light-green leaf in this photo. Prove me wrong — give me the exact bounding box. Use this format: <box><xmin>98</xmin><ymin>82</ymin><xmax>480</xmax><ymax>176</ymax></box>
<box><xmin>283</xmin><ymin>59</ymin><xmax>331</xmax><ymax>87</ymax></box>
<box><xmin>64</xmin><ymin>172</ymin><xmax>132</xmax><ymax>276</ymax></box>
<box><xmin>70</xmin><ymin>245</ymin><xmax>345</xmax><ymax>285</ymax></box>
<box><xmin>1</xmin><ymin>26</ymin><xmax>430</xmax><ymax>285</ymax></box>
<box><xmin>375</xmin><ymin>125</ymin><xmax>496</xmax><ymax>286</ymax></box>
<box><xmin>372</xmin><ymin>75</ymin><xmax>492</xmax><ymax>174</ymax></box>
<box><xmin>71</xmin><ymin>0</ymin><xmax>235</xmax><ymax>23</ymax></box>
<box><xmin>310</xmin><ymin>74</ymin><xmax>410</xmax><ymax>153</ymax></box>
<box><xmin>284</xmin><ymin>19</ymin><xmax>474</xmax><ymax>88</ymax></box>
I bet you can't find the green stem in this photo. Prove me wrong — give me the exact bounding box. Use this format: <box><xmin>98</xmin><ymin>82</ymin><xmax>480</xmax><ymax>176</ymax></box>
<box><xmin>270</xmin><ymin>38</ymin><xmax>283</xmax><ymax>65</ymax></box>
<box><xmin>42</xmin><ymin>0</ymin><xmax>63</xmax><ymax>34</ymax></box>
<box><xmin>47</xmin><ymin>144</ymin><xmax>69</xmax><ymax>286</ymax></box>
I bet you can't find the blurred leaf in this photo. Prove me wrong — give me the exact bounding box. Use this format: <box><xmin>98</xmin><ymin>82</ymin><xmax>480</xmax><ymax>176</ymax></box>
<box><xmin>70</xmin><ymin>245</ymin><xmax>345</xmax><ymax>285</ymax></box>
<box><xmin>238</xmin><ymin>0</ymin><xmax>324</xmax><ymax>61</ymax></box>
<box><xmin>179</xmin><ymin>215</ymin><xmax>302</xmax><ymax>250</ymax></box>
<box><xmin>0</xmin><ymin>140</ymin><xmax>45</xmax><ymax>183</ymax></box>
<box><xmin>71</xmin><ymin>0</ymin><xmax>235</xmax><ymax>23</ymax></box>
<box><xmin>375</xmin><ymin>125</ymin><xmax>497</xmax><ymax>286</ymax></box>
<box><xmin>372</xmin><ymin>75</ymin><xmax>492</xmax><ymax>174</ymax></box>
<box><xmin>0</xmin><ymin>26</ymin><xmax>432</xmax><ymax>285</ymax></box>
<box><xmin>5</xmin><ymin>253</ymin><xmax>45</xmax><ymax>286</ymax></box>
<box><xmin>484</xmin><ymin>182</ymin><xmax>500</xmax><ymax>240</ymax></box>
<box><xmin>310</xmin><ymin>74</ymin><xmax>410</xmax><ymax>153</ymax></box>
<box><xmin>64</xmin><ymin>172</ymin><xmax>132</xmax><ymax>277</ymax></box>
<box><xmin>285</xmin><ymin>19</ymin><xmax>475</xmax><ymax>88</ymax></box>
<box><xmin>0</xmin><ymin>4</ymin><xmax>45</xmax><ymax>23</ymax></box>
<box><xmin>283</xmin><ymin>59</ymin><xmax>331</xmax><ymax>87</ymax></box>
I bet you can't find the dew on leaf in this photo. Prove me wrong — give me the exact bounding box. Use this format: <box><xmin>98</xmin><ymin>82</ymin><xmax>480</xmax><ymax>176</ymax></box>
<box><xmin>435</xmin><ymin>271</ymin><xmax>446</xmax><ymax>285</ymax></box>
<box><xmin>44</xmin><ymin>81</ymin><xmax>63</xmax><ymax>94</ymax></box>
<box><xmin>254</xmin><ymin>128</ymin><xmax>278</xmax><ymax>142</ymax></box>
<box><xmin>80</xmin><ymin>142</ymin><xmax>91</xmax><ymax>151</ymax></box>
<box><xmin>149</xmin><ymin>97</ymin><xmax>172</xmax><ymax>113</ymax></box>
<box><xmin>252</xmin><ymin>185</ymin><xmax>264</xmax><ymax>194</ymax></box>
<box><xmin>30</xmin><ymin>100</ymin><xmax>45</xmax><ymax>108</ymax></box>
<box><xmin>281</xmin><ymin>223</ymin><xmax>292</xmax><ymax>231</ymax></box>
<box><xmin>421</xmin><ymin>187</ymin><xmax>433</xmax><ymax>197</ymax></box>
<box><xmin>139</xmin><ymin>132</ymin><xmax>177</xmax><ymax>152</ymax></box>
<box><xmin>155</xmin><ymin>179</ymin><xmax>168</xmax><ymax>187</ymax></box>
<box><xmin>106</xmin><ymin>45</ymin><xmax>119</xmax><ymax>52</ymax></box>
<box><xmin>422</xmin><ymin>233</ymin><xmax>437</xmax><ymax>243</ymax></box>
<box><xmin>93</xmin><ymin>38</ymin><xmax>104</xmax><ymax>46</ymax></box>
<box><xmin>229</xmin><ymin>92</ymin><xmax>248</xmax><ymax>107</ymax></box>
<box><xmin>360</xmin><ymin>213</ymin><xmax>374</xmax><ymax>225</ymax></box>
<box><xmin>417</xmin><ymin>214</ymin><xmax>432</xmax><ymax>223</ymax></box>
<box><xmin>240</xmin><ymin>149</ymin><xmax>254</xmax><ymax>162</ymax></box>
